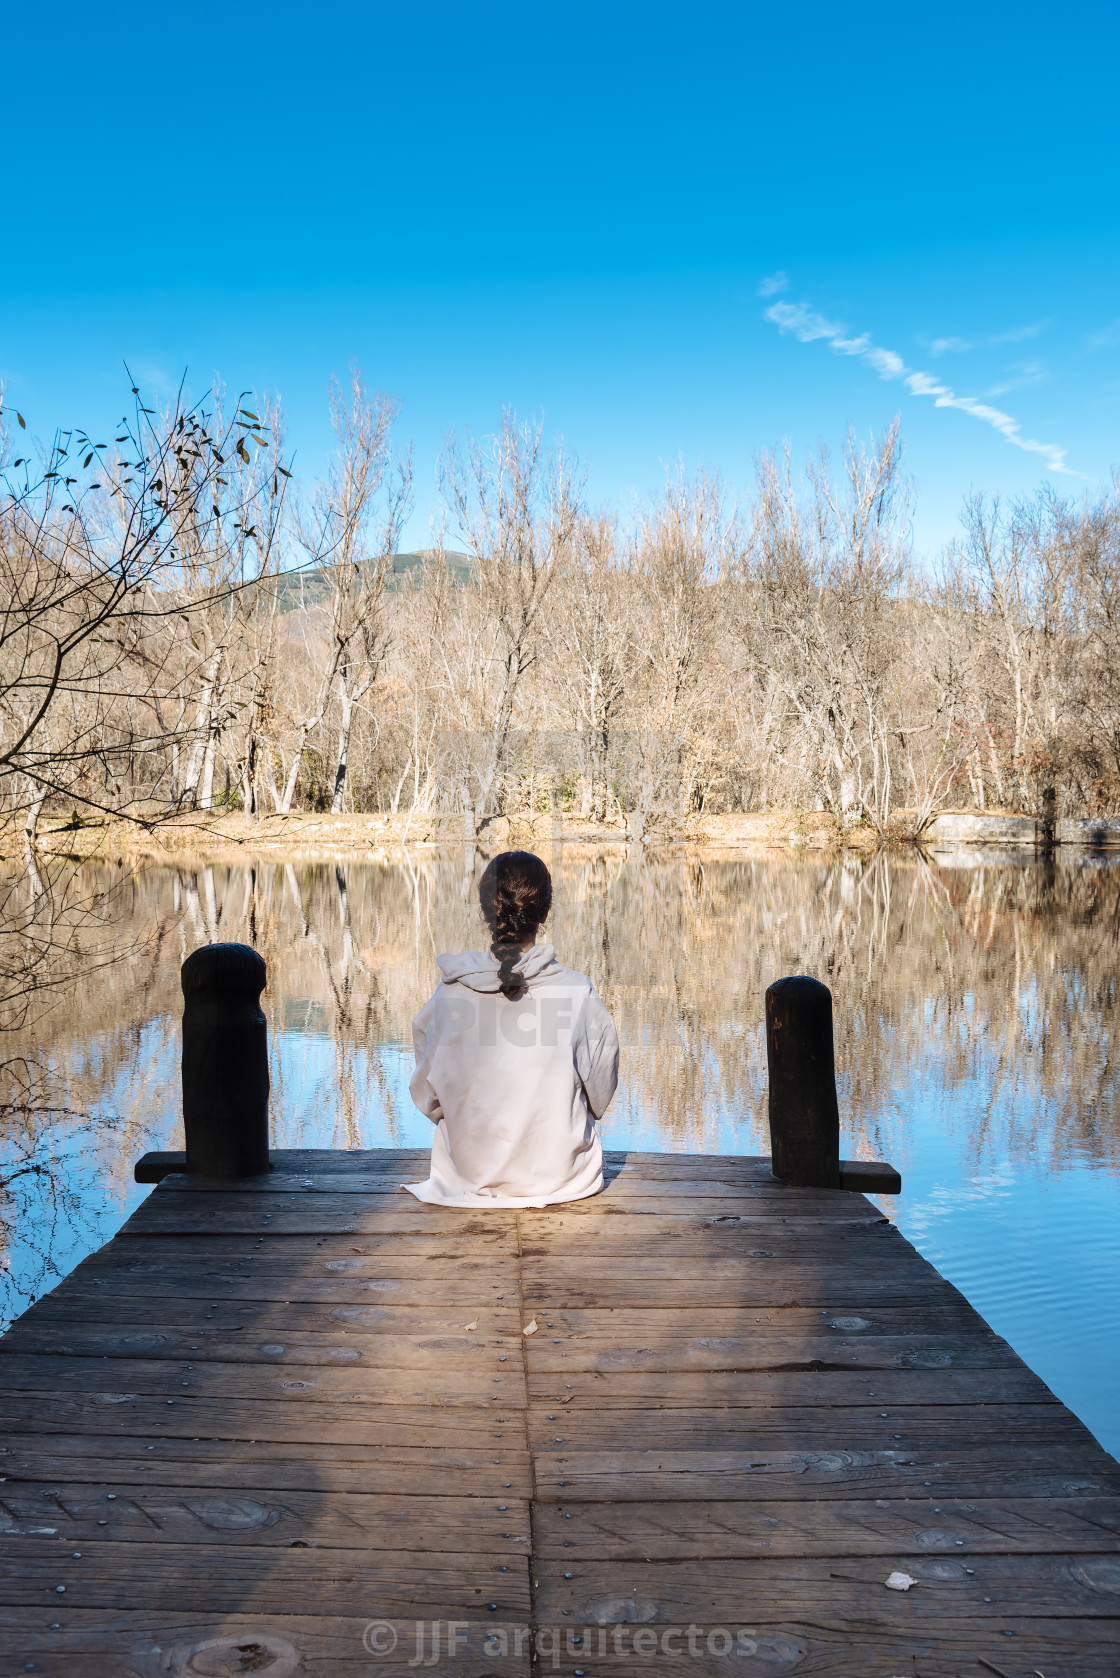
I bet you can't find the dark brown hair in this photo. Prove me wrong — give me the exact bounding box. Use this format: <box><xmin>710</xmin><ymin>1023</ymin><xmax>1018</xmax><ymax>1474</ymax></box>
<box><xmin>479</xmin><ymin>850</ymin><xmax>553</xmax><ymax>998</ymax></box>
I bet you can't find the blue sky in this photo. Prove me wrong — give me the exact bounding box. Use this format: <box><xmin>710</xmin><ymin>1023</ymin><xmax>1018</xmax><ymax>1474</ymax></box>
<box><xmin>3</xmin><ymin>0</ymin><xmax>1118</xmax><ymax>557</ymax></box>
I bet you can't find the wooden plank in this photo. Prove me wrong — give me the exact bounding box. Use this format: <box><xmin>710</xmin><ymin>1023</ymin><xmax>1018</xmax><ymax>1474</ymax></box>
<box><xmin>0</xmin><ymin>1611</ymin><xmax>531</xmax><ymax>1678</ymax></box>
<box><xmin>0</xmin><ymin>1435</ymin><xmax>533</xmax><ymax>1497</ymax></box>
<box><xmin>532</xmin><ymin>1550</ymin><xmax>1120</xmax><ymax>1621</ymax></box>
<box><xmin>526</xmin><ymin>1402</ymin><xmax>1090</xmax><ymax>1448</ymax></box>
<box><xmin>532</xmin><ymin>1493</ymin><xmax>1120</xmax><ymax>1557</ymax></box>
<box><xmin>520</xmin><ymin>1222</ymin><xmax>897</xmax><ymax>1254</ymax></box>
<box><xmin>525</xmin><ymin>1366</ymin><xmax>1053</xmax><ymax>1406</ymax></box>
<box><xmin>510</xmin><ymin>1302</ymin><xmax>992</xmax><ymax>1335</ymax></box>
<box><xmin>0</xmin><ymin>1391</ymin><xmax>524</xmax><ymax>1446</ymax></box>
<box><xmin>0</xmin><ymin>1323</ymin><xmax>519</xmax><ymax>1371</ymax></box>
<box><xmin>35</xmin><ymin>1270</ymin><xmax>525</xmax><ymax>1308</ymax></box>
<box><xmin>15</xmin><ymin>1294</ymin><xmax>523</xmax><ymax>1337</ymax></box>
<box><xmin>63</xmin><ymin>1243</ymin><xmax>522</xmax><ymax>1282</ymax></box>
<box><xmin>531</xmin><ymin>1445</ymin><xmax>1120</xmax><ymax>1501</ymax></box>
<box><xmin>522</xmin><ymin>1333</ymin><xmax>1018</xmax><ymax>1373</ymax></box>
<box><xmin>120</xmin><ymin>1198</ymin><xmax>518</xmax><ymax>1236</ymax></box>
<box><xmin>151</xmin><ymin>1171</ymin><xmax>806</xmax><ymax>1197</ymax></box>
<box><xmin>517</xmin><ymin>1276</ymin><xmax>966</xmax><ymax>1308</ymax></box>
<box><xmin>520</xmin><ymin>1246</ymin><xmax>941</xmax><ymax>1284</ymax></box>
<box><xmin>0</xmin><ymin>1352</ymin><xmax>528</xmax><ymax>1407</ymax></box>
<box><xmin>0</xmin><ymin>1538</ymin><xmax>532</xmax><ymax>1617</ymax></box>
<box><xmin>62</xmin><ymin>1229</ymin><xmax>518</xmax><ymax>1262</ymax></box>
<box><xmin>121</xmin><ymin>1192</ymin><xmax>880</xmax><ymax>1234</ymax></box>
<box><xmin>0</xmin><ymin>1480</ymin><xmax>531</xmax><ymax>1552</ymax></box>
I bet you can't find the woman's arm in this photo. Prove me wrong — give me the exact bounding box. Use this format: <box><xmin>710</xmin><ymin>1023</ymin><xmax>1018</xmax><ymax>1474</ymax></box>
<box><xmin>409</xmin><ymin>1003</ymin><xmax>444</xmax><ymax>1123</ymax></box>
<box><xmin>574</xmin><ymin>990</ymin><xmax>620</xmax><ymax>1120</ymax></box>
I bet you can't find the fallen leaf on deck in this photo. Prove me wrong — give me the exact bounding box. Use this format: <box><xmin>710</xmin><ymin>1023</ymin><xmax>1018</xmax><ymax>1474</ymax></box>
<box><xmin>523</xmin><ymin>1318</ymin><xmax>538</xmax><ymax>1336</ymax></box>
<box><xmin>463</xmin><ymin>1321</ymin><xmax>478</xmax><ymax>1331</ymax></box>
<box><xmin>884</xmin><ymin>1571</ymin><xmax>916</xmax><ymax>1591</ymax></box>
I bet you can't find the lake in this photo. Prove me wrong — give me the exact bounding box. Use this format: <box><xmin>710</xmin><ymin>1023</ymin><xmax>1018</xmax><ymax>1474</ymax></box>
<box><xmin>2</xmin><ymin>845</ymin><xmax>1118</xmax><ymax>1455</ymax></box>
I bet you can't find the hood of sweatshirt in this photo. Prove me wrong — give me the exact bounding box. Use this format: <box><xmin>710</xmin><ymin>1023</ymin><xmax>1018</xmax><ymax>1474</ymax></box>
<box><xmin>436</xmin><ymin>943</ymin><xmax>562</xmax><ymax>993</ymax></box>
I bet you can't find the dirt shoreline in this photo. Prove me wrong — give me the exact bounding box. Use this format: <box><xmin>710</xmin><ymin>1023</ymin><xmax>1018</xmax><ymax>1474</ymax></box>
<box><xmin>9</xmin><ymin>808</ymin><xmax>898</xmax><ymax>865</ymax></box>
<box><xmin>13</xmin><ymin>805</ymin><xmax>1094</xmax><ymax>867</ymax></box>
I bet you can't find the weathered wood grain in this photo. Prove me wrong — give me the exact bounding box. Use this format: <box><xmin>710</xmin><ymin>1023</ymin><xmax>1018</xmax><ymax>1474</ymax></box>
<box><xmin>0</xmin><ymin>1435</ymin><xmax>532</xmax><ymax>1497</ymax></box>
<box><xmin>525</xmin><ymin>1365</ymin><xmax>1053</xmax><ymax>1405</ymax></box>
<box><xmin>526</xmin><ymin>1401</ymin><xmax>1092</xmax><ymax>1450</ymax></box>
<box><xmin>531</xmin><ymin>1444</ymin><xmax>1120</xmax><ymax>1501</ymax></box>
<box><xmin>0</xmin><ymin>1538</ymin><xmax>532</xmax><ymax>1616</ymax></box>
<box><xmin>0</xmin><ymin>1351</ymin><xmax>528</xmax><ymax>1407</ymax></box>
<box><xmin>0</xmin><ymin>1611</ymin><xmax>531</xmax><ymax>1678</ymax></box>
<box><xmin>0</xmin><ymin>1390</ymin><xmax>524</xmax><ymax>1445</ymax></box>
<box><xmin>532</xmin><ymin>1550</ymin><xmax>1120</xmax><ymax>1620</ymax></box>
<box><xmin>0</xmin><ymin>1481</ymin><xmax>531</xmax><ymax>1551</ymax></box>
<box><xmin>532</xmin><ymin>1493</ymin><xmax>1120</xmax><ymax>1557</ymax></box>
<box><xmin>0</xmin><ymin>1144</ymin><xmax>1114</xmax><ymax>1674</ymax></box>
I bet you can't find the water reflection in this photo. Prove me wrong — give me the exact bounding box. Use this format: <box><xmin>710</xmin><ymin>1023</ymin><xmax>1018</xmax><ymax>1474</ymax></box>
<box><xmin>2</xmin><ymin>848</ymin><xmax>1118</xmax><ymax>1450</ymax></box>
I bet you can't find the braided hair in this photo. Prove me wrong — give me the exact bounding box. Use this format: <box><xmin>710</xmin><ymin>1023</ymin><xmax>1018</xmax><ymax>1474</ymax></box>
<box><xmin>479</xmin><ymin>851</ymin><xmax>553</xmax><ymax>999</ymax></box>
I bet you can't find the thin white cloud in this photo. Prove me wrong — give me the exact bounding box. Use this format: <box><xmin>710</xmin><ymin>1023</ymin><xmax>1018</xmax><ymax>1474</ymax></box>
<box><xmin>989</xmin><ymin>321</ymin><xmax>1049</xmax><ymax>345</ymax></box>
<box><xmin>757</xmin><ymin>271</ymin><xmax>789</xmax><ymax>297</ymax></box>
<box><xmin>929</xmin><ymin>336</ymin><xmax>972</xmax><ymax>356</ymax></box>
<box><xmin>765</xmin><ymin>301</ymin><xmax>845</xmax><ymax>342</ymax></box>
<box><xmin>764</xmin><ymin>298</ymin><xmax>1075</xmax><ymax>476</ymax></box>
<box><xmin>1089</xmin><ymin>319</ymin><xmax>1120</xmax><ymax>350</ymax></box>
<box><xmin>986</xmin><ymin>360</ymin><xmax>1047</xmax><ymax>397</ymax></box>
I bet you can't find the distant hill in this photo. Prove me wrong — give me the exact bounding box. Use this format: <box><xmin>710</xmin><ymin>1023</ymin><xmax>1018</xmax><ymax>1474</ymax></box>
<box><xmin>270</xmin><ymin>549</ymin><xmax>473</xmax><ymax>612</ymax></box>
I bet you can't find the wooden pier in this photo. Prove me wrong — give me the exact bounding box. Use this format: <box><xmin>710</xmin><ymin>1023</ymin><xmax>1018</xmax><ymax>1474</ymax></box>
<box><xmin>1</xmin><ymin>1148</ymin><xmax>1119</xmax><ymax>1676</ymax></box>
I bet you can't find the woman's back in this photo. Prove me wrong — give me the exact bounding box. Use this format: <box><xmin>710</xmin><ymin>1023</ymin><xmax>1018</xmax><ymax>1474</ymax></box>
<box><xmin>404</xmin><ymin>941</ymin><xmax>618</xmax><ymax>1206</ymax></box>
<box><xmin>402</xmin><ymin>851</ymin><xmax>619</xmax><ymax>1208</ymax></box>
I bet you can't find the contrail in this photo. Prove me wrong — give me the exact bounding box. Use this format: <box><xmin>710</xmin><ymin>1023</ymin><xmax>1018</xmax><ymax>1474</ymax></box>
<box><xmin>764</xmin><ymin>298</ymin><xmax>1074</xmax><ymax>476</ymax></box>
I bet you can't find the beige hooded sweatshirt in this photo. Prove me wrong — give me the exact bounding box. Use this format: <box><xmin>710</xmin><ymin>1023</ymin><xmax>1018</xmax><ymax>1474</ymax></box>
<box><xmin>402</xmin><ymin>942</ymin><xmax>619</xmax><ymax>1208</ymax></box>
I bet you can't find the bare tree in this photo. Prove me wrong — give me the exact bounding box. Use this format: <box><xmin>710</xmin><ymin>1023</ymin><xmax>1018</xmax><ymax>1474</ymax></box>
<box><xmin>438</xmin><ymin>412</ymin><xmax>583</xmax><ymax>839</ymax></box>
<box><xmin>744</xmin><ymin>422</ymin><xmax>912</xmax><ymax>830</ymax></box>
<box><xmin>279</xmin><ymin>370</ymin><xmax>411</xmax><ymax>814</ymax></box>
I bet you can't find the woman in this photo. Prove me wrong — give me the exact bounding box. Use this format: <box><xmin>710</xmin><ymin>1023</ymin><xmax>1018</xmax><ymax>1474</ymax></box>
<box><xmin>403</xmin><ymin>850</ymin><xmax>619</xmax><ymax>1208</ymax></box>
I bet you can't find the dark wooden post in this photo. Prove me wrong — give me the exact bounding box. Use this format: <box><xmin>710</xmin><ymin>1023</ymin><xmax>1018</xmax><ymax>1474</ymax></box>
<box><xmin>765</xmin><ymin>974</ymin><xmax>902</xmax><ymax>1194</ymax></box>
<box><xmin>180</xmin><ymin>942</ymin><xmax>270</xmax><ymax>1179</ymax></box>
<box><xmin>765</xmin><ymin>975</ymin><xmax>841</xmax><ymax>1188</ymax></box>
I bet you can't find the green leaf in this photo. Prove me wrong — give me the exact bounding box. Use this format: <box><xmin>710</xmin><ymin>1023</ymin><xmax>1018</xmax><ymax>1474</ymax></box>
<box><xmin>239</xmin><ymin>408</ymin><xmax>260</xmax><ymax>423</ymax></box>
<box><xmin>278</xmin><ymin>466</ymin><xmax>292</xmax><ymax>478</ymax></box>
<box><xmin>17</xmin><ymin>412</ymin><xmax>26</xmax><ymax>429</ymax></box>
<box><xmin>83</xmin><ymin>452</ymin><xmax>94</xmax><ymax>468</ymax></box>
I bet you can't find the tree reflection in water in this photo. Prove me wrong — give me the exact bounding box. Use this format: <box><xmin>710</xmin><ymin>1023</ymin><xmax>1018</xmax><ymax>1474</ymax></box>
<box><xmin>2</xmin><ymin>847</ymin><xmax>1118</xmax><ymax>1443</ymax></box>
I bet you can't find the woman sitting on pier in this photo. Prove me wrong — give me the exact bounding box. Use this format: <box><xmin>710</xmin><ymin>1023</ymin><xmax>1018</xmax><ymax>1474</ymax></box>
<box><xmin>403</xmin><ymin>850</ymin><xmax>619</xmax><ymax>1208</ymax></box>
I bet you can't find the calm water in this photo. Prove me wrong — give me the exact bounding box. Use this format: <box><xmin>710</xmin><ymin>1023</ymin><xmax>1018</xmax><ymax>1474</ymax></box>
<box><xmin>2</xmin><ymin>847</ymin><xmax>1118</xmax><ymax>1454</ymax></box>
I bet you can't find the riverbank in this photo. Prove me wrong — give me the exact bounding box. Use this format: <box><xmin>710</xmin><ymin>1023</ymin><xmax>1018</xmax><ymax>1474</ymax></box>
<box><xmin>7</xmin><ymin>808</ymin><xmax>872</xmax><ymax>864</ymax></box>
<box><xmin>8</xmin><ymin>805</ymin><xmax>1119</xmax><ymax>865</ymax></box>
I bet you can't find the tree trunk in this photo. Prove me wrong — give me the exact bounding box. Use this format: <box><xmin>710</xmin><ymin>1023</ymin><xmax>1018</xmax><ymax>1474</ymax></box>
<box><xmin>198</xmin><ymin>722</ymin><xmax>218</xmax><ymax>811</ymax></box>
<box><xmin>23</xmin><ymin>786</ymin><xmax>45</xmax><ymax>898</ymax></box>
<box><xmin>331</xmin><ymin>687</ymin><xmax>355</xmax><ymax>814</ymax></box>
<box><xmin>180</xmin><ymin>650</ymin><xmax>223</xmax><ymax>808</ymax></box>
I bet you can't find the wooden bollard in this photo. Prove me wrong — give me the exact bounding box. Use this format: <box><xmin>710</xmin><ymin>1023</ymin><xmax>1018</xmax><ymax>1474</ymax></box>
<box><xmin>765</xmin><ymin>975</ymin><xmax>841</xmax><ymax>1187</ymax></box>
<box><xmin>135</xmin><ymin>943</ymin><xmax>270</xmax><ymax>1183</ymax></box>
<box><xmin>765</xmin><ymin>975</ymin><xmax>901</xmax><ymax>1195</ymax></box>
<box><xmin>180</xmin><ymin>942</ymin><xmax>270</xmax><ymax>1179</ymax></box>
